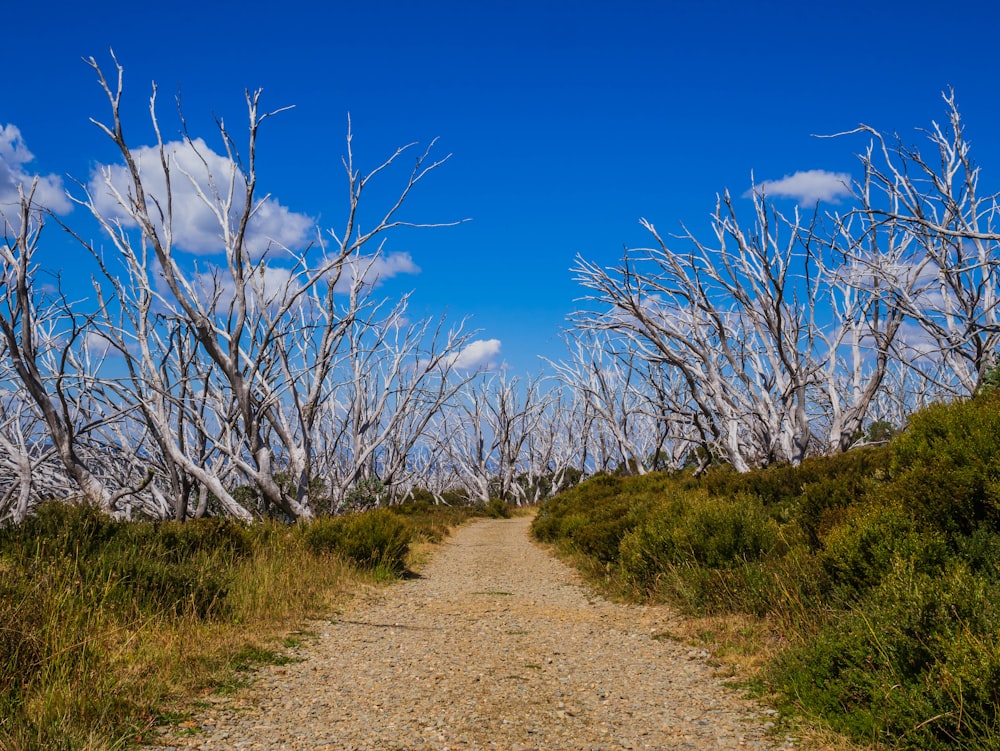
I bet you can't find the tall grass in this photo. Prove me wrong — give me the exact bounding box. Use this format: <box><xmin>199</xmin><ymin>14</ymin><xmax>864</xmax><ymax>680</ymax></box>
<box><xmin>0</xmin><ymin>499</ymin><xmax>476</xmax><ymax>750</ymax></box>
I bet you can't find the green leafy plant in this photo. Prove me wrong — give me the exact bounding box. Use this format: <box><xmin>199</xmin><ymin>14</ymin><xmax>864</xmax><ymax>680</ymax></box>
<box><xmin>482</xmin><ymin>498</ymin><xmax>512</xmax><ymax>518</ymax></box>
<box><xmin>885</xmin><ymin>392</ymin><xmax>1000</xmax><ymax>536</ymax></box>
<box><xmin>533</xmin><ymin>394</ymin><xmax>1000</xmax><ymax>750</ymax></box>
<box><xmin>298</xmin><ymin>509</ymin><xmax>411</xmax><ymax>575</ymax></box>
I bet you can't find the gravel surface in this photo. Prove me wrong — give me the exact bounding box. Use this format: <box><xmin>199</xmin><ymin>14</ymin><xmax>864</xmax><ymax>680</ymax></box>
<box><xmin>146</xmin><ymin>516</ymin><xmax>797</xmax><ymax>750</ymax></box>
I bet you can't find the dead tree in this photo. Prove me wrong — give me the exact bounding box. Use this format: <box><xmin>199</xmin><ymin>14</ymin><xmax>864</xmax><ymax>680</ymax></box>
<box><xmin>79</xmin><ymin>53</ymin><xmax>461</xmax><ymax>519</ymax></box>
<box><xmin>832</xmin><ymin>91</ymin><xmax>1000</xmax><ymax>396</ymax></box>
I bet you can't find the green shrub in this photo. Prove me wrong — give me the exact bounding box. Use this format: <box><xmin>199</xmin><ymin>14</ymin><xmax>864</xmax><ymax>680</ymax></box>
<box><xmin>1</xmin><ymin>500</ymin><xmax>119</xmax><ymax>560</ymax></box>
<box><xmin>885</xmin><ymin>392</ymin><xmax>1000</xmax><ymax>536</ymax></box>
<box><xmin>149</xmin><ymin>517</ymin><xmax>253</xmax><ymax>563</ymax></box>
<box><xmin>482</xmin><ymin>498</ymin><xmax>512</xmax><ymax>518</ymax></box>
<box><xmin>387</xmin><ymin>499</ymin><xmax>480</xmax><ymax>543</ymax></box>
<box><xmin>532</xmin><ymin>473</ymin><xmax>684</xmax><ymax>565</ymax></box>
<box><xmin>388</xmin><ymin>496</ymin><xmax>437</xmax><ymax>515</ymax></box>
<box><xmin>954</xmin><ymin>526</ymin><xmax>1000</xmax><ymax>575</ymax></box>
<box><xmin>795</xmin><ymin>446</ymin><xmax>891</xmax><ymax>549</ymax></box>
<box><xmin>297</xmin><ymin>515</ymin><xmax>348</xmax><ymax>555</ymax></box>
<box><xmin>568</xmin><ymin>496</ymin><xmax>637</xmax><ymax>564</ymax></box>
<box><xmin>338</xmin><ymin>509</ymin><xmax>411</xmax><ymax>574</ymax></box>
<box><xmin>299</xmin><ymin>510</ymin><xmax>411</xmax><ymax>575</ymax></box>
<box><xmin>620</xmin><ymin>492</ymin><xmax>780</xmax><ymax>582</ymax></box>
<box><xmin>690</xmin><ymin>447</ymin><xmax>891</xmax><ymax>549</ymax></box>
<box><xmin>0</xmin><ymin>499</ymin><xmax>456</xmax><ymax>751</ymax></box>
<box><xmin>0</xmin><ymin>506</ymin><xmax>255</xmax><ymax>622</ymax></box>
<box><xmin>675</xmin><ymin>493</ymin><xmax>782</xmax><ymax>567</ymax></box>
<box><xmin>818</xmin><ymin>501</ymin><xmax>948</xmax><ymax>603</ymax></box>
<box><xmin>532</xmin><ymin>473</ymin><xmax>625</xmax><ymax>543</ymax></box>
<box><xmin>524</xmin><ymin>414</ymin><xmax>1000</xmax><ymax>750</ymax></box>
<box><xmin>116</xmin><ymin>553</ymin><xmax>232</xmax><ymax>618</ymax></box>
<box><xmin>773</xmin><ymin>560</ymin><xmax>1000</xmax><ymax>750</ymax></box>
<box><xmin>698</xmin><ymin>461</ymin><xmax>807</xmax><ymax>509</ymax></box>
<box><xmin>619</xmin><ymin>491</ymin><xmax>783</xmax><ymax>615</ymax></box>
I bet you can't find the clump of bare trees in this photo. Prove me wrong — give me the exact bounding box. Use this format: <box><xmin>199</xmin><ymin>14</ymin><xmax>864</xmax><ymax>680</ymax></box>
<box><xmin>0</xmin><ymin>55</ymin><xmax>489</xmax><ymax>522</ymax></box>
<box><xmin>1</xmin><ymin>68</ymin><xmax>995</xmax><ymax>524</ymax></box>
<box><xmin>569</xmin><ymin>90</ymin><xmax>1000</xmax><ymax>472</ymax></box>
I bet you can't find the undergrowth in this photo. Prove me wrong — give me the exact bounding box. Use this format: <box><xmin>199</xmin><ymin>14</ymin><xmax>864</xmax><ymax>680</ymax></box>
<box><xmin>0</xmin><ymin>498</ymin><xmax>478</xmax><ymax>750</ymax></box>
<box><xmin>533</xmin><ymin>392</ymin><xmax>1000</xmax><ymax>750</ymax></box>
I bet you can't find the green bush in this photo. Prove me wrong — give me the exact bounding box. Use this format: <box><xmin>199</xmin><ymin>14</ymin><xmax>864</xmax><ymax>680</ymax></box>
<box><xmin>698</xmin><ymin>461</ymin><xmax>806</xmax><ymax>508</ymax></box>
<box><xmin>2</xmin><ymin>500</ymin><xmax>119</xmax><ymax>559</ymax></box>
<box><xmin>297</xmin><ymin>515</ymin><xmax>347</xmax><ymax>555</ymax></box>
<box><xmin>818</xmin><ymin>501</ymin><xmax>948</xmax><ymax>603</ymax></box>
<box><xmin>673</xmin><ymin>493</ymin><xmax>781</xmax><ymax>567</ymax></box>
<box><xmin>388</xmin><ymin>498</ymin><xmax>480</xmax><ymax>543</ymax></box>
<box><xmin>116</xmin><ymin>553</ymin><xmax>232</xmax><ymax>618</ymax></box>
<box><xmin>298</xmin><ymin>509</ymin><xmax>411</xmax><ymax>574</ymax></box>
<box><xmin>149</xmin><ymin>517</ymin><xmax>253</xmax><ymax>563</ymax></box>
<box><xmin>338</xmin><ymin>509</ymin><xmax>411</xmax><ymax>574</ymax></box>
<box><xmin>691</xmin><ymin>447</ymin><xmax>891</xmax><ymax>549</ymax></box>
<box><xmin>795</xmin><ymin>446</ymin><xmax>892</xmax><ymax>549</ymax></box>
<box><xmin>885</xmin><ymin>392</ymin><xmax>1000</xmax><ymax>536</ymax></box>
<box><xmin>0</xmin><ymin>505</ymin><xmax>255</xmax><ymax>622</ymax></box>
<box><xmin>530</xmin><ymin>395</ymin><xmax>1000</xmax><ymax>750</ymax></box>
<box><xmin>618</xmin><ymin>491</ymin><xmax>784</xmax><ymax>614</ymax></box>
<box><xmin>0</xmin><ymin>494</ymin><xmax>492</xmax><ymax>751</ymax></box>
<box><xmin>533</xmin><ymin>473</ymin><xmax>684</xmax><ymax>565</ymax></box>
<box><xmin>620</xmin><ymin>491</ymin><xmax>780</xmax><ymax>584</ymax></box>
<box><xmin>774</xmin><ymin>560</ymin><xmax>1000</xmax><ymax>750</ymax></box>
<box><xmin>481</xmin><ymin>498</ymin><xmax>513</xmax><ymax>518</ymax></box>
<box><xmin>568</xmin><ymin>496</ymin><xmax>637</xmax><ymax>564</ymax></box>
<box><xmin>532</xmin><ymin>473</ymin><xmax>625</xmax><ymax>543</ymax></box>
<box><xmin>0</xmin><ymin>510</ymin><xmax>262</xmax><ymax>747</ymax></box>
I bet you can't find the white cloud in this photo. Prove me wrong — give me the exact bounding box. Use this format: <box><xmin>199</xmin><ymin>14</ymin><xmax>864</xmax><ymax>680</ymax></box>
<box><xmin>896</xmin><ymin>320</ymin><xmax>945</xmax><ymax>361</ymax></box>
<box><xmin>447</xmin><ymin>338</ymin><xmax>502</xmax><ymax>370</ymax></box>
<box><xmin>0</xmin><ymin>123</ymin><xmax>72</xmax><ymax>234</ymax></box>
<box><xmin>333</xmin><ymin>251</ymin><xmax>421</xmax><ymax>292</ymax></box>
<box><xmin>89</xmin><ymin>138</ymin><xmax>312</xmax><ymax>257</ymax></box>
<box><xmin>84</xmin><ymin>331</ymin><xmax>118</xmax><ymax>359</ymax></box>
<box><xmin>745</xmin><ymin>169</ymin><xmax>852</xmax><ymax>205</ymax></box>
<box><xmin>149</xmin><ymin>255</ymin><xmax>303</xmax><ymax>316</ymax></box>
<box><xmin>191</xmin><ymin>264</ymin><xmax>302</xmax><ymax>313</ymax></box>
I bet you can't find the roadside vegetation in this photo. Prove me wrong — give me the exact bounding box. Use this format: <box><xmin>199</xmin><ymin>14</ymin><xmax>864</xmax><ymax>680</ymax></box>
<box><xmin>533</xmin><ymin>392</ymin><xmax>1000</xmax><ymax>751</ymax></box>
<box><xmin>0</xmin><ymin>499</ymin><xmax>493</xmax><ymax>751</ymax></box>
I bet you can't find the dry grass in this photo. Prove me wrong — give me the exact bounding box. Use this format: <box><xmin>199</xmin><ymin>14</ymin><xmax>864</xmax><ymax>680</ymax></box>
<box><xmin>119</xmin><ymin>548</ymin><xmax>370</xmax><ymax>733</ymax></box>
<box><xmin>0</xmin><ymin>516</ymin><xmax>381</xmax><ymax>751</ymax></box>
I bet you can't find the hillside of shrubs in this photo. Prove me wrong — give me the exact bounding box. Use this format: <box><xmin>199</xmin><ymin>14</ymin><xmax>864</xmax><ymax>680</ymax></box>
<box><xmin>533</xmin><ymin>392</ymin><xmax>1000</xmax><ymax>751</ymax></box>
<box><xmin>0</xmin><ymin>499</ymin><xmax>488</xmax><ymax>751</ymax></box>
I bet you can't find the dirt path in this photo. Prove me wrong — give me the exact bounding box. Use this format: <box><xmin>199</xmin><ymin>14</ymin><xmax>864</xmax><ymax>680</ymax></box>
<box><xmin>149</xmin><ymin>516</ymin><xmax>796</xmax><ymax>750</ymax></box>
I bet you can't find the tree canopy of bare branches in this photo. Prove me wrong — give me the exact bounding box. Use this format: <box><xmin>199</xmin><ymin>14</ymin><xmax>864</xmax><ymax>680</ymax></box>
<box><xmin>570</xmin><ymin>92</ymin><xmax>1000</xmax><ymax>472</ymax></box>
<box><xmin>1</xmin><ymin>71</ymin><xmax>996</xmax><ymax>520</ymax></box>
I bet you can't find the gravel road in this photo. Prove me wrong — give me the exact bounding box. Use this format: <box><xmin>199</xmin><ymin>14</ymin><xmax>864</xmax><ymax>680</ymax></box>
<box><xmin>147</xmin><ymin>516</ymin><xmax>796</xmax><ymax>750</ymax></box>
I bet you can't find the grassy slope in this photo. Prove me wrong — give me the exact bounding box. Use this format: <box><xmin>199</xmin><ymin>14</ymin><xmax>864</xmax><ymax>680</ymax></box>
<box><xmin>533</xmin><ymin>394</ymin><xmax>1000</xmax><ymax>751</ymax></box>
<box><xmin>0</xmin><ymin>500</ymin><xmax>488</xmax><ymax>751</ymax></box>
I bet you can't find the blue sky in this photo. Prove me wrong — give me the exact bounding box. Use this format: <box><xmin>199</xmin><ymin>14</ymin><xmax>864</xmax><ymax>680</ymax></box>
<box><xmin>4</xmin><ymin>0</ymin><xmax>1000</xmax><ymax>374</ymax></box>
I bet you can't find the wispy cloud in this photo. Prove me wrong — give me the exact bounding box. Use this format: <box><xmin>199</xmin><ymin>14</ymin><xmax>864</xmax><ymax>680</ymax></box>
<box><xmin>0</xmin><ymin>123</ymin><xmax>72</xmax><ymax>234</ymax></box>
<box><xmin>89</xmin><ymin>138</ymin><xmax>313</xmax><ymax>257</ymax></box>
<box><xmin>746</xmin><ymin>169</ymin><xmax>852</xmax><ymax>205</ymax></box>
